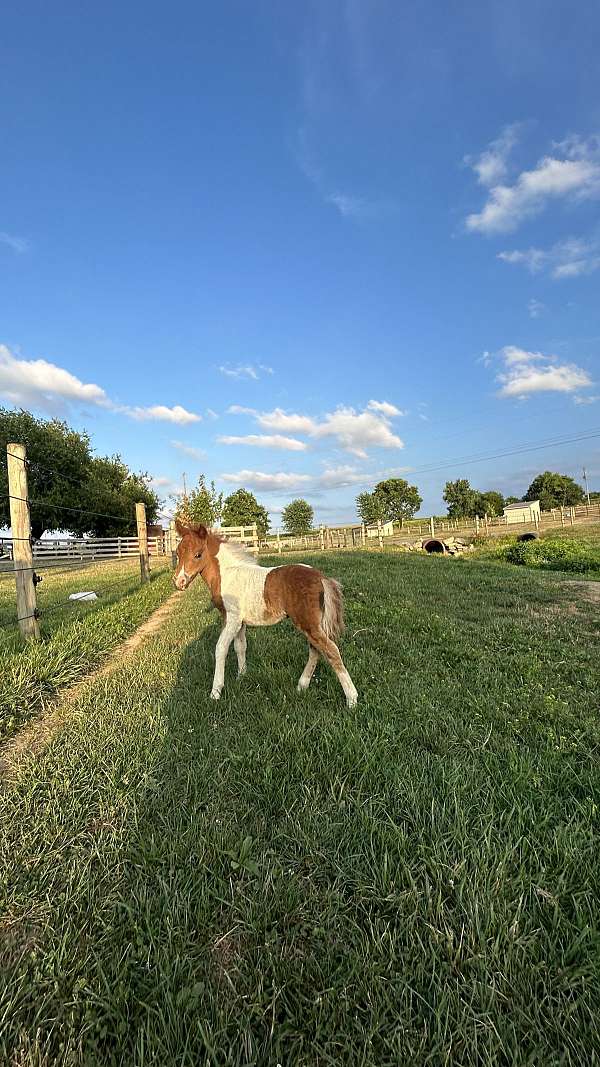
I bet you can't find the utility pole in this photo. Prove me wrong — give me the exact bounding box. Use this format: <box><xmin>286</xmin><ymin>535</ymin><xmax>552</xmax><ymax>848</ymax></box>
<box><xmin>583</xmin><ymin>468</ymin><xmax>591</xmax><ymax>506</ymax></box>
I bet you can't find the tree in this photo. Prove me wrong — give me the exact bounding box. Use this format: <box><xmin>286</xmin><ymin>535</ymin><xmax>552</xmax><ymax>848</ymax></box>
<box><xmin>476</xmin><ymin>490</ymin><xmax>505</xmax><ymax>517</ymax></box>
<box><xmin>282</xmin><ymin>498</ymin><xmax>314</xmax><ymax>535</ymax></box>
<box><xmin>83</xmin><ymin>456</ymin><xmax>160</xmax><ymax>536</ymax></box>
<box><xmin>504</xmin><ymin>495</ymin><xmax>520</xmax><ymax>506</ymax></box>
<box><xmin>525</xmin><ymin>471</ymin><xmax>585</xmax><ymax>511</ymax></box>
<box><xmin>222</xmin><ymin>488</ymin><xmax>270</xmax><ymax>536</ymax></box>
<box><xmin>443</xmin><ymin>479</ymin><xmax>478</xmax><ymax>519</ymax></box>
<box><xmin>356</xmin><ymin>490</ymin><xmax>386</xmax><ymax>525</ymax></box>
<box><xmin>370</xmin><ymin>479</ymin><xmax>422</xmax><ymax>524</ymax></box>
<box><xmin>1</xmin><ymin>408</ymin><xmax>158</xmax><ymax>538</ymax></box>
<box><xmin>175</xmin><ymin>475</ymin><xmax>223</xmax><ymax>528</ymax></box>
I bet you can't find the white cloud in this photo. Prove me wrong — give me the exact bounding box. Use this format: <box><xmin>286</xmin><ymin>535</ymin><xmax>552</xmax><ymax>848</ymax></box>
<box><xmin>367</xmin><ymin>399</ymin><xmax>404</xmax><ymax>416</ymax></box>
<box><xmin>227</xmin><ymin>404</ymin><xmax>257</xmax><ymax>415</ymax></box>
<box><xmin>466</xmin><ymin>134</ymin><xmax>600</xmax><ymax>234</ymax></box>
<box><xmin>495</xmin><ymin>345</ymin><xmax>593</xmax><ymax>398</ymax></box>
<box><xmin>206</xmin><ymin>408</ymin><xmax>219</xmax><ymax>420</ymax></box>
<box><xmin>247</xmin><ymin>403</ymin><xmax>404</xmax><ymax>458</ymax></box>
<box><xmin>0</xmin><ymin>232</ymin><xmax>29</xmax><ymax>254</ymax></box>
<box><xmin>170</xmin><ymin>440</ymin><xmax>206</xmax><ymax>460</ymax></box>
<box><xmin>256</xmin><ymin>408</ymin><xmax>319</xmax><ymax>435</ymax></box>
<box><xmin>0</xmin><ymin>342</ymin><xmax>201</xmax><ymax>423</ymax></box>
<box><xmin>464</xmin><ymin>123</ymin><xmax>522</xmax><ymax>187</ymax></box>
<box><xmin>221</xmin><ymin>470</ymin><xmax>313</xmax><ymax>491</ymax></box>
<box><xmin>573</xmin><ymin>394</ymin><xmax>599</xmax><ymax>405</ymax></box>
<box><xmin>318</xmin><ymin>465</ymin><xmax>370</xmax><ymax>488</ymax></box>
<box><xmin>0</xmin><ymin>343</ymin><xmax>110</xmax><ymax>411</ymax></box>
<box><xmin>498</xmin><ymin>236</ymin><xmax>600</xmax><ymax>279</ymax></box>
<box><xmin>527</xmin><ymin>298</ymin><xmax>545</xmax><ymax>319</ymax></box>
<box><xmin>218</xmin><ymin>364</ymin><xmax>272</xmax><ymax>380</ymax></box>
<box><xmin>128</xmin><ymin>404</ymin><xmax>200</xmax><ymax>424</ymax></box>
<box><xmin>217</xmin><ymin>434</ymin><xmax>308</xmax><ymax>451</ymax></box>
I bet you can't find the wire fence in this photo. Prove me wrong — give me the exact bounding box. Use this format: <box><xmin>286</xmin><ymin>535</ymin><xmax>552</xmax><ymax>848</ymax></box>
<box><xmin>1</xmin><ymin>445</ymin><xmax>173</xmax><ymax>638</ymax></box>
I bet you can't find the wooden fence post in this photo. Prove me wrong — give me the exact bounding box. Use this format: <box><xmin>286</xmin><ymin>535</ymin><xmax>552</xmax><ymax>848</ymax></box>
<box><xmin>475</xmin><ymin>514</ymin><xmax>480</xmax><ymax>535</ymax></box>
<box><xmin>135</xmin><ymin>502</ymin><xmax>149</xmax><ymax>584</ymax></box>
<box><xmin>361</xmin><ymin>522</ymin><xmax>366</xmax><ymax>547</ymax></box>
<box><xmin>277</xmin><ymin>528</ymin><xmax>282</xmax><ymax>555</ymax></box>
<box><xmin>169</xmin><ymin>519</ymin><xmax>177</xmax><ymax>568</ymax></box>
<box><xmin>252</xmin><ymin>524</ymin><xmax>258</xmax><ymax>549</ymax></box>
<box><xmin>7</xmin><ymin>443</ymin><xmax>40</xmax><ymax>642</ymax></box>
<box><xmin>430</xmin><ymin>516</ymin><xmax>435</xmax><ymax>537</ymax></box>
<box><xmin>319</xmin><ymin>525</ymin><xmax>325</xmax><ymax>551</ymax></box>
<box><xmin>377</xmin><ymin>518</ymin><xmax>383</xmax><ymax>549</ymax></box>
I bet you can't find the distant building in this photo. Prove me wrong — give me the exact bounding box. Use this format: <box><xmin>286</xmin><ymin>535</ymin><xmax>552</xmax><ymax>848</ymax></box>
<box><xmin>366</xmin><ymin>520</ymin><xmax>395</xmax><ymax>537</ymax></box>
<box><xmin>503</xmin><ymin>500</ymin><xmax>541</xmax><ymax>524</ymax></box>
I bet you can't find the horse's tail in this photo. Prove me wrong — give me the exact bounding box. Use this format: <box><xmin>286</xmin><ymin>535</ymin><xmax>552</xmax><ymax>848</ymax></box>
<box><xmin>321</xmin><ymin>577</ymin><xmax>345</xmax><ymax>641</ymax></box>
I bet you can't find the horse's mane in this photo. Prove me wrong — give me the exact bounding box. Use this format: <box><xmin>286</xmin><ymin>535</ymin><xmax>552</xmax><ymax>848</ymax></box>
<box><xmin>214</xmin><ymin>534</ymin><xmax>259</xmax><ymax>566</ymax></box>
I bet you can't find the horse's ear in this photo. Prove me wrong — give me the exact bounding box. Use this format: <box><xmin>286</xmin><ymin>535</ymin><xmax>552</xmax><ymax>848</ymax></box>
<box><xmin>175</xmin><ymin>519</ymin><xmax>188</xmax><ymax>537</ymax></box>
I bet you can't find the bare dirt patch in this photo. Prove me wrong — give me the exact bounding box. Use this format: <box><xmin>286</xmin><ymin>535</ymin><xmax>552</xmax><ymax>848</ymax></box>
<box><xmin>0</xmin><ymin>591</ymin><xmax>182</xmax><ymax>785</ymax></box>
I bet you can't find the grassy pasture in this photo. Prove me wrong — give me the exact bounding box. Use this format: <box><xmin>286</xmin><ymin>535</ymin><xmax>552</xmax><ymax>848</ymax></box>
<box><xmin>0</xmin><ymin>558</ymin><xmax>173</xmax><ymax>739</ymax></box>
<box><xmin>1</xmin><ymin>551</ymin><xmax>599</xmax><ymax>1065</ymax></box>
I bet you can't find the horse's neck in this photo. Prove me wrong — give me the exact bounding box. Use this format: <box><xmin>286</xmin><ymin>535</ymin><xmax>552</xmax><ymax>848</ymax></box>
<box><xmin>217</xmin><ymin>542</ymin><xmax>260</xmax><ymax>571</ymax></box>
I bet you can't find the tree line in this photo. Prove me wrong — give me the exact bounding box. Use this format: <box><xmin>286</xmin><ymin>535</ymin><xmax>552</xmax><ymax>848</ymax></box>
<box><xmin>1</xmin><ymin>408</ymin><xmax>594</xmax><ymax>540</ymax></box>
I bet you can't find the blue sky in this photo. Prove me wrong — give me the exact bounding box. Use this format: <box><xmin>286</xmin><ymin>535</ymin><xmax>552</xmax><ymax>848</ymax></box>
<box><xmin>1</xmin><ymin>0</ymin><xmax>599</xmax><ymax>525</ymax></box>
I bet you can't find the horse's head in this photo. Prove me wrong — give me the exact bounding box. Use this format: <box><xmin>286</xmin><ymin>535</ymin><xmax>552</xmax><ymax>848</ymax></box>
<box><xmin>173</xmin><ymin>520</ymin><xmax>209</xmax><ymax>589</ymax></box>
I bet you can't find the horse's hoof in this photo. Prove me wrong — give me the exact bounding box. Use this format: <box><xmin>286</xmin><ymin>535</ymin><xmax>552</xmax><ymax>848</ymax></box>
<box><xmin>237</xmin><ymin>667</ymin><xmax>247</xmax><ymax>678</ymax></box>
<box><xmin>210</xmin><ymin>689</ymin><xmax>222</xmax><ymax>701</ymax></box>
<box><xmin>346</xmin><ymin>694</ymin><xmax>358</xmax><ymax>708</ymax></box>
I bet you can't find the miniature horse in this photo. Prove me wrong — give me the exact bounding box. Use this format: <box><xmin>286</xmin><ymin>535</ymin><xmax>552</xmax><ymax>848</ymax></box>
<box><xmin>174</xmin><ymin>521</ymin><xmax>358</xmax><ymax>707</ymax></box>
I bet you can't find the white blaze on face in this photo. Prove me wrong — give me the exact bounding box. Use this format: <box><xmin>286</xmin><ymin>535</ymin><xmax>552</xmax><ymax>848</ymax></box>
<box><xmin>175</xmin><ymin>564</ymin><xmax>188</xmax><ymax>589</ymax></box>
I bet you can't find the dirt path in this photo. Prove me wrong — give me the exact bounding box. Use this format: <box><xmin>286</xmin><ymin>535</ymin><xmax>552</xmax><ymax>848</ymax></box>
<box><xmin>0</xmin><ymin>590</ymin><xmax>182</xmax><ymax>785</ymax></box>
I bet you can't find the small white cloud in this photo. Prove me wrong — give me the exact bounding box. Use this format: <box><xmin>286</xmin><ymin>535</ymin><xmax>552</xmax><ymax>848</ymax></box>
<box><xmin>227</xmin><ymin>404</ymin><xmax>257</xmax><ymax>415</ymax></box>
<box><xmin>367</xmin><ymin>399</ymin><xmax>404</xmax><ymax>416</ymax></box>
<box><xmin>499</xmin><ymin>236</ymin><xmax>600</xmax><ymax>279</ymax></box>
<box><xmin>255</xmin><ymin>405</ymin><xmax>404</xmax><ymax>458</ymax></box>
<box><xmin>219</xmin><ymin>364</ymin><xmax>272</xmax><ymax>380</ymax></box>
<box><xmin>128</xmin><ymin>404</ymin><xmax>201</xmax><ymax>424</ymax></box>
<box><xmin>495</xmin><ymin>345</ymin><xmax>592</xmax><ymax>397</ymax></box>
<box><xmin>467</xmin><ymin>134</ymin><xmax>600</xmax><ymax>234</ymax></box>
<box><xmin>573</xmin><ymin>394</ymin><xmax>599</xmax><ymax>405</ymax></box>
<box><xmin>217</xmin><ymin>434</ymin><xmax>308</xmax><ymax>451</ymax></box>
<box><xmin>206</xmin><ymin>408</ymin><xmax>219</xmax><ymax>420</ymax></box>
<box><xmin>464</xmin><ymin>123</ymin><xmax>523</xmax><ymax>187</ymax></box>
<box><xmin>528</xmin><ymin>298</ymin><xmax>545</xmax><ymax>319</ymax></box>
<box><xmin>220</xmin><ymin>469</ymin><xmax>312</xmax><ymax>491</ymax></box>
<box><xmin>170</xmin><ymin>440</ymin><xmax>206</xmax><ymax>460</ymax></box>
<box><xmin>0</xmin><ymin>232</ymin><xmax>29</xmax><ymax>254</ymax></box>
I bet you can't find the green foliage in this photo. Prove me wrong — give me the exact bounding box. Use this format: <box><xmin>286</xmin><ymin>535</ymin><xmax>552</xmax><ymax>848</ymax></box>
<box><xmin>357</xmin><ymin>479</ymin><xmax>422</xmax><ymax>525</ymax></box>
<box><xmin>504</xmin><ymin>537</ymin><xmax>600</xmax><ymax>574</ymax></box>
<box><xmin>525</xmin><ymin>471</ymin><xmax>585</xmax><ymax>510</ymax></box>
<box><xmin>444</xmin><ymin>479</ymin><xmax>504</xmax><ymax>519</ymax></box>
<box><xmin>176</xmin><ymin>475</ymin><xmax>223</xmax><ymax>528</ymax></box>
<box><xmin>222</xmin><ymin>488</ymin><xmax>269</xmax><ymax>535</ymax></box>
<box><xmin>282</xmin><ymin>498</ymin><xmax>314</xmax><ymax>535</ymax></box>
<box><xmin>356</xmin><ymin>490</ymin><xmax>386</xmax><ymax>525</ymax></box>
<box><xmin>1</xmin><ymin>408</ymin><xmax>160</xmax><ymax>537</ymax></box>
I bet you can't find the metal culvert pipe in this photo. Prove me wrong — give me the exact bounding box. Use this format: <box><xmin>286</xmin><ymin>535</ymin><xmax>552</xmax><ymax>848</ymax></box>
<box><xmin>517</xmin><ymin>531</ymin><xmax>539</xmax><ymax>542</ymax></box>
<box><xmin>422</xmin><ymin>538</ymin><xmax>446</xmax><ymax>554</ymax></box>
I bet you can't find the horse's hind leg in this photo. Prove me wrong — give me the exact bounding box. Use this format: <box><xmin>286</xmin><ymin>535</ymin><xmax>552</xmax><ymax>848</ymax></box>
<box><xmin>234</xmin><ymin>623</ymin><xmax>247</xmax><ymax>677</ymax></box>
<box><xmin>306</xmin><ymin>629</ymin><xmax>358</xmax><ymax>708</ymax></box>
<box><xmin>297</xmin><ymin>643</ymin><xmax>319</xmax><ymax>692</ymax></box>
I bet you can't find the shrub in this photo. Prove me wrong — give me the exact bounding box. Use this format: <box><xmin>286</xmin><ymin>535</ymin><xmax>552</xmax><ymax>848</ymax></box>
<box><xmin>504</xmin><ymin>537</ymin><xmax>600</xmax><ymax>574</ymax></box>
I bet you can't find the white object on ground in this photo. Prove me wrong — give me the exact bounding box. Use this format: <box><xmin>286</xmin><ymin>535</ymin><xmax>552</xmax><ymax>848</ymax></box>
<box><xmin>68</xmin><ymin>591</ymin><xmax>98</xmax><ymax>602</ymax></box>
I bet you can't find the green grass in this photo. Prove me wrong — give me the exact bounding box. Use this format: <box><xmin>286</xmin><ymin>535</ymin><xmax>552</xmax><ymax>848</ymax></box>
<box><xmin>471</xmin><ymin>528</ymin><xmax>600</xmax><ymax>578</ymax></box>
<box><xmin>1</xmin><ymin>552</ymin><xmax>599</xmax><ymax>1065</ymax></box>
<box><xmin>0</xmin><ymin>558</ymin><xmax>173</xmax><ymax>739</ymax></box>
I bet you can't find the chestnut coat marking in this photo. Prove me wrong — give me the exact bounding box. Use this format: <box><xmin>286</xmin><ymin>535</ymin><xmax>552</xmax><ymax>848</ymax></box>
<box><xmin>174</xmin><ymin>523</ymin><xmax>357</xmax><ymax>707</ymax></box>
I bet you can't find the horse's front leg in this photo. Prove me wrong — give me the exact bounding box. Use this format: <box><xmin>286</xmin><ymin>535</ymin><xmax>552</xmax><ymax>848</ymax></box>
<box><xmin>211</xmin><ymin>616</ymin><xmax>241</xmax><ymax>700</ymax></box>
<box><xmin>234</xmin><ymin>623</ymin><xmax>247</xmax><ymax>677</ymax></box>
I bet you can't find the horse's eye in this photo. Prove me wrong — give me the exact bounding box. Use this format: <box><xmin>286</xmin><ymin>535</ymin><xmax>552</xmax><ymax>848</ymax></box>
<box><xmin>194</xmin><ymin>551</ymin><xmax>203</xmax><ymax>559</ymax></box>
